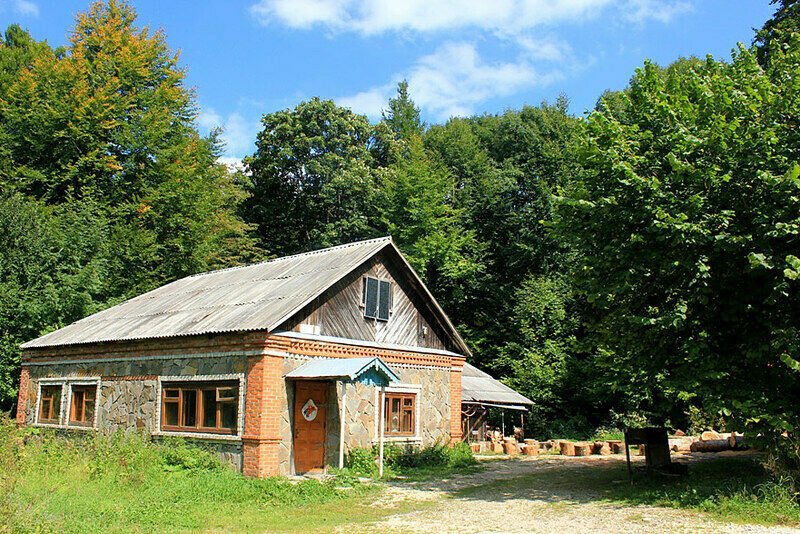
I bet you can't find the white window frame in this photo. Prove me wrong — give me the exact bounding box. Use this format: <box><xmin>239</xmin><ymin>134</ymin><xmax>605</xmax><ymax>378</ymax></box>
<box><xmin>374</xmin><ymin>383</ymin><xmax>422</xmax><ymax>443</ymax></box>
<box><xmin>154</xmin><ymin>373</ymin><xmax>246</xmax><ymax>441</ymax></box>
<box><xmin>65</xmin><ymin>379</ymin><xmax>102</xmax><ymax>430</ymax></box>
<box><xmin>34</xmin><ymin>377</ymin><xmax>101</xmax><ymax>430</ymax></box>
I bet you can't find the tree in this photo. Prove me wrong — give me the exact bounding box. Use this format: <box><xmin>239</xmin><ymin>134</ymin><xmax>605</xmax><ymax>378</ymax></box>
<box><xmin>756</xmin><ymin>0</ymin><xmax>800</xmax><ymax>66</ymax></box>
<box><xmin>553</xmin><ymin>43</ymin><xmax>800</xmax><ymax>466</ymax></box>
<box><xmin>382</xmin><ymin>80</ymin><xmax>424</xmax><ymax>141</ymax></box>
<box><xmin>244</xmin><ymin>98</ymin><xmax>387</xmax><ymax>256</ymax></box>
<box><xmin>0</xmin><ymin>1</ymin><xmax>257</xmax><ymax>409</ymax></box>
<box><xmin>382</xmin><ymin>135</ymin><xmax>482</xmax><ymax>289</ymax></box>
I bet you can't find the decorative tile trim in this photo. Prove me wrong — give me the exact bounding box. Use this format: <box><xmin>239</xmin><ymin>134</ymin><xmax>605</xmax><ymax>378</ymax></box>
<box><xmin>283</xmin><ymin>353</ymin><xmax>450</xmax><ymax>372</ymax></box>
<box><xmin>155</xmin><ymin>373</ymin><xmax>246</xmax><ymax>441</ymax></box>
<box><xmin>23</xmin><ymin>350</ymin><xmax>263</xmax><ymax>367</ymax></box>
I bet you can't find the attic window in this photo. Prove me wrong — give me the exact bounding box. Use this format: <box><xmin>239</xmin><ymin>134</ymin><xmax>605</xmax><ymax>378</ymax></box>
<box><xmin>362</xmin><ymin>276</ymin><xmax>392</xmax><ymax>321</ymax></box>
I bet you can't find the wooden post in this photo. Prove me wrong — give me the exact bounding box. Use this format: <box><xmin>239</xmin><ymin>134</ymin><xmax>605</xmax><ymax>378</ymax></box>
<box><xmin>339</xmin><ymin>382</ymin><xmax>347</xmax><ymax>469</ymax></box>
<box><xmin>625</xmin><ymin>440</ymin><xmax>633</xmax><ymax>483</ymax></box>
<box><xmin>378</xmin><ymin>386</ymin><xmax>385</xmax><ymax>477</ymax></box>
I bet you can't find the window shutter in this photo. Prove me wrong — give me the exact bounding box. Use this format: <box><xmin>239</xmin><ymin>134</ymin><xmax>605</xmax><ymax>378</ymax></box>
<box><xmin>378</xmin><ymin>280</ymin><xmax>391</xmax><ymax>321</ymax></box>
<box><xmin>364</xmin><ymin>277</ymin><xmax>379</xmax><ymax>318</ymax></box>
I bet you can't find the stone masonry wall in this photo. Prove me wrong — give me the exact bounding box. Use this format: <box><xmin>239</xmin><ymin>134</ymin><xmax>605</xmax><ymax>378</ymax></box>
<box><xmin>20</xmin><ymin>332</ymin><xmax>464</xmax><ymax>478</ymax></box>
<box><xmin>279</xmin><ymin>354</ymin><xmax>452</xmax><ymax>475</ymax></box>
<box><xmin>21</xmin><ymin>334</ymin><xmax>251</xmax><ymax>471</ymax></box>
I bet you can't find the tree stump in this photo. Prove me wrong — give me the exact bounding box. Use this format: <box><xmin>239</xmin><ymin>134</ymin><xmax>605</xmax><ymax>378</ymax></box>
<box><xmin>595</xmin><ymin>441</ymin><xmax>612</xmax><ymax>455</ymax></box>
<box><xmin>574</xmin><ymin>442</ymin><xmax>592</xmax><ymax>456</ymax></box>
<box><xmin>524</xmin><ymin>440</ymin><xmax>539</xmax><ymax>456</ymax></box>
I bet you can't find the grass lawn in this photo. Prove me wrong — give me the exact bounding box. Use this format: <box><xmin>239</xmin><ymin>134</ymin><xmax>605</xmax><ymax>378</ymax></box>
<box><xmin>0</xmin><ymin>421</ymin><xmax>403</xmax><ymax>534</ymax></box>
<box><xmin>456</xmin><ymin>455</ymin><xmax>800</xmax><ymax>528</ymax></box>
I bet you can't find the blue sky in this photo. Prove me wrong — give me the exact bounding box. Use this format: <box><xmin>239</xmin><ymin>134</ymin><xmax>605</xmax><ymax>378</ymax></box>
<box><xmin>0</xmin><ymin>1</ymin><xmax>775</xmax><ymax>163</ymax></box>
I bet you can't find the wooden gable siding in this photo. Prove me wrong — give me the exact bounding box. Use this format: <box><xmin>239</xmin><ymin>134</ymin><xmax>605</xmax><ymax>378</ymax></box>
<box><xmin>282</xmin><ymin>250</ymin><xmax>451</xmax><ymax>352</ymax></box>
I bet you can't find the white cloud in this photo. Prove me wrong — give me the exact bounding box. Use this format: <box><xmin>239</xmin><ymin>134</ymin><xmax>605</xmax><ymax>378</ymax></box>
<box><xmin>198</xmin><ymin>107</ymin><xmax>261</xmax><ymax>161</ymax></box>
<box><xmin>624</xmin><ymin>0</ymin><xmax>692</xmax><ymax>23</ymax></box>
<box><xmin>249</xmin><ymin>0</ymin><xmax>691</xmax><ymax>34</ymax></box>
<box><xmin>0</xmin><ymin>0</ymin><xmax>39</xmax><ymax>17</ymax></box>
<box><xmin>339</xmin><ymin>41</ymin><xmax>564</xmax><ymax>121</ymax></box>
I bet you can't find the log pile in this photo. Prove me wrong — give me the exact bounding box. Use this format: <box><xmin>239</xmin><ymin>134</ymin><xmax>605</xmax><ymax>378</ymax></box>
<box><xmin>470</xmin><ymin>429</ymin><xmax>746</xmax><ymax>457</ymax></box>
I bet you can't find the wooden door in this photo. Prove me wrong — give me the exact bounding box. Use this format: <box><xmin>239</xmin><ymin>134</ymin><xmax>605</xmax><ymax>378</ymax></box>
<box><xmin>293</xmin><ymin>380</ymin><xmax>327</xmax><ymax>473</ymax></box>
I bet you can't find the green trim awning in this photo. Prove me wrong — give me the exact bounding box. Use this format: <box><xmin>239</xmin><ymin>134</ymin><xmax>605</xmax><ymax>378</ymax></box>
<box><xmin>285</xmin><ymin>357</ymin><xmax>399</xmax><ymax>387</ymax></box>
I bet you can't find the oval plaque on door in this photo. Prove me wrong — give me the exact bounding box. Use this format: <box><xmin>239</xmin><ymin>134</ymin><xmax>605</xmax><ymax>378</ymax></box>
<box><xmin>301</xmin><ymin>399</ymin><xmax>319</xmax><ymax>421</ymax></box>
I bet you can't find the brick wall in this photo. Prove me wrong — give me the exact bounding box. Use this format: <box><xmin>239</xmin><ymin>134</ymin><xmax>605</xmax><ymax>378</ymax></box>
<box><xmin>242</xmin><ymin>353</ymin><xmax>283</xmax><ymax>477</ymax></box>
<box><xmin>16</xmin><ymin>367</ymin><xmax>29</xmax><ymax>424</ymax></box>
<box><xmin>449</xmin><ymin>360</ymin><xmax>463</xmax><ymax>442</ymax></box>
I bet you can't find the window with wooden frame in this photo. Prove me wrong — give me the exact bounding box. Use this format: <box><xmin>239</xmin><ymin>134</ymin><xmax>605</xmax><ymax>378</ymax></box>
<box><xmin>161</xmin><ymin>381</ymin><xmax>238</xmax><ymax>434</ymax></box>
<box><xmin>38</xmin><ymin>385</ymin><xmax>62</xmax><ymax>424</ymax></box>
<box><xmin>384</xmin><ymin>393</ymin><xmax>415</xmax><ymax>436</ymax></box>
<box><xmin>69</xmin><ymin>385</ymin><xmax>97</xmax><ymax>427</ymax></box>
<box><xmin>362</xmin><ymin>276</ymin><xmax>392</xmax><ymax>321</ymax></box>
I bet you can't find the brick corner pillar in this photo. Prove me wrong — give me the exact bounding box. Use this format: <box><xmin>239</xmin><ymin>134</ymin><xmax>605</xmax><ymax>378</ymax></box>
<box><xmin>242</xmin><ymin>353</ymin><xmax>283</xmax><ymax>477</ymax></box>
<box><xmin>15</xmin><ymin>367</ymin><xmax>30</xmax><ymax>425</ymax></box>
<box><xmin>449</xmin><ymin>358</ymin><xmax>464</xmax><ymax>443</ymax></box>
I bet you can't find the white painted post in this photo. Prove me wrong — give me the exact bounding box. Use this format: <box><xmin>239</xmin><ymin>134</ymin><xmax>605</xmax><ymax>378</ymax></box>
<box><xmin>339</xmin><ymin>382</ymin><xmax>347</xmax><ymax>469</ymax></box>
<box><xmin>378</xmin><ymin>385</ymin><xmax>385</xmax><ymax>477</ymax></box>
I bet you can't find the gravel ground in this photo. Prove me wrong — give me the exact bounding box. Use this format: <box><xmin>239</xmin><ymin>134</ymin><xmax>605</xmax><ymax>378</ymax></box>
<box><xmin>342</xmin><ymin>454</ymin><xmax>800</xmax><ymax>534</ymax></box>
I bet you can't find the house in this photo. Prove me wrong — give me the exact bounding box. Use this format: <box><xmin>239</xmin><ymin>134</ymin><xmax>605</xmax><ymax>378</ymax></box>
<box><xmin>15</xmin><ymin>237</ymin><xmax>470</xmax><ymax>477</ymax></box>
<box><xmin>461</xmin><ymin>363</ymin><xmax>534</xmax><ymax>442</ymax></box>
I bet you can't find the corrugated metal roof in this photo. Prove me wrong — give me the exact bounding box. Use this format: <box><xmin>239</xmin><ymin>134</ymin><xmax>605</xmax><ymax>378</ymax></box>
<box><xmin>285</xmin><ymin>357</ymin><xmax>399</xmax><ymax>385</ymax></box>
<box><xmin>21</xmin><ymin>237</ymin><xmax>472</xmax><ymax>356</ymax></box>
<box><xmin>461</xmin><ymin>363</ymin><xmax>534</xmax><ymax>407</ymax></box>
<box><xmin>22</xmin><ymin>237</ymin><xmax>391</xmax><ymax>349</ymax></box>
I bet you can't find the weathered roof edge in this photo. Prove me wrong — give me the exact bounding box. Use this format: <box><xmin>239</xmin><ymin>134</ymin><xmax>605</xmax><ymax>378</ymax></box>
<box><xmin>21</xmin><ymin>236</ymin><xmax>472</xmax><ymax>357</ymax></box>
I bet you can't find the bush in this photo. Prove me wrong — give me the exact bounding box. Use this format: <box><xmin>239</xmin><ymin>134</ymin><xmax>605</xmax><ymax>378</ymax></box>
<box><xmin>344</xmin><ymin>441</ymin><xmax>477</xmax><ymax>476</ymax></box>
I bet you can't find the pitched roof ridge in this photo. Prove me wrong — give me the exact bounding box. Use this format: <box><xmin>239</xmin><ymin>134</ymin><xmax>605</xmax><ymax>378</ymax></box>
<box><xmin>185</xmin><ymin>236</ymin><xmax>393</xmax><ymax>280</ymax></box>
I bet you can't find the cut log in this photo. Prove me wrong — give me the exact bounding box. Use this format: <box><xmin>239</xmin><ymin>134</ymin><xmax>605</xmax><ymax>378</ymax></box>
<box><xmin>596</xmin><ymin>442</ymin><xmax>612</xmax><ymax>455</ymax></box>
<box><xmin>470</xmin><ymin>443</ymin><xmax>481</xmax><ymax>454</ymax></box>
<box><xmin>690</xmin><ymin>439</ymin><xmax>730</xmax><ymax>452</ymax></box>
<box><xmin>669</xmin><ymin>437</ymin><xmax>694</xmax><ymax>452</ymax></box>
<box><xmin>492</xmin><ymin>442</ymin><xmax>504</xmax><ymax>454</ymax></box>
<box><xmin>701</xmin><ymin>430</ymin><xmax>722</xmax><ymax>441</ymax></box>
<box><xmin>559</xmin><ymin>441</ymin><xmax>575</xmax><ymax>456</ymax></box>
<box><xmin>503</xmin><ymin>441</ymin><xmax>518</xmax><ymax>455</ymax></box>
<box><xmin>574</xmin><ymin>442</ymin><xmax>592</xmax><ymax>456</ymax></box>
<box><xmin>523</xmin><ymin>443</ymin><xmax>539</xmax><ymax>457</ymax></box>
<box><xmin>673</xmin><ymin>429</ymin><xmax>686</xmax><ymax>437</ymax></box>
<box><xmin>728</xmin><ymin>434</ymin><xmax>746</xmax><ymax>449</ymax></box>
<box><xmin>609</xmin><ymin>441</ymin><xmax>625</xmax><ymax>454</ymax></box>
<box><xmin>637</xmin><ymin>444</ymin><xmax>647</xmax><ymax>456</ymax></box>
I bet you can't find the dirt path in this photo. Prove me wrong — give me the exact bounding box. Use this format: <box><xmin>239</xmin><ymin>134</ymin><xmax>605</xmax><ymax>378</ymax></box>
<box><xmin>343</xmin><ymin>454</ymin><xmax>800</xmax><ymax>534</ymax></box>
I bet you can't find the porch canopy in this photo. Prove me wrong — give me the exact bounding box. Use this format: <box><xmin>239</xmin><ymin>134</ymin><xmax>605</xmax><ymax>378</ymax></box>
<box><xmin>286</xmin><ymin>356</ymin><xmax>399</xmax><ymax>386</ymax></box>
<box><xmin>461</xmin><ymin>363</ymin><xmax>534</xmax><ymax>441</ymax></box>
<box><xmin>286</xmin><ymin>357</ymin><xmax>398</xmax><ymax>474</ymax></box>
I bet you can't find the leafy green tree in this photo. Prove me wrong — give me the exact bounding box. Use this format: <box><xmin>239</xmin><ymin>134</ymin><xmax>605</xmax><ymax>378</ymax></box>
<box><xmin>0</xmin><ymin>194</ymin><xmax>107</xmax><ymax>406</ymax></box>
<box><xmin>553</xmin><ymin>42</ymin><xmax>800</xmax><ymax>465</ymax></box>
<box><xmin>0</xmin><ymin>1</ymin><xmax>257</xmax><ymax>409</ymax></box>
<box><xmin>382</xmin><ymin>135</ymin><xmax>482</xmax><ymax>288</ymax></box>
<box><xmin>382</xmin><ymin>80</ymin><xmax>424</xmax><ymax>141</ymax></box>
<box><xmin>756</xmin><ymin>0</ymin><xmax>800</xmax><ymax>65</ymax></box>
<box><xmin>244</xmin><ymin>98</ymin><xmax>387</xmax><ymax>256</ymax></box>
